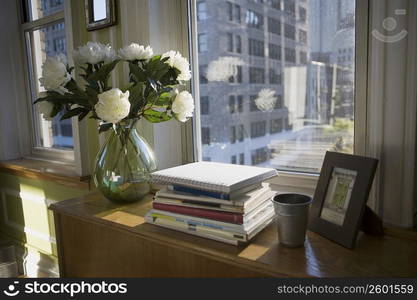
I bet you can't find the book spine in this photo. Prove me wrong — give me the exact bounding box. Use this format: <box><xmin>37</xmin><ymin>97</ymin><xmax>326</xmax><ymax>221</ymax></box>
<box><xmin>153</xmin><ymin>202</ymin><xmax>243</xmax><ymax>224</ymax></box>
<box><xmin>171</xmin><ymin>185</ymin><xmax>230</xmax><ymax>200</ymax></box>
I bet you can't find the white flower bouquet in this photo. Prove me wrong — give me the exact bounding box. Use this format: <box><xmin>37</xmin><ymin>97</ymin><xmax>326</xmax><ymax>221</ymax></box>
<box><xmin>35</xmin><ymin>42</ymin><xmax>194</xmax><ymax>133</ymax></box>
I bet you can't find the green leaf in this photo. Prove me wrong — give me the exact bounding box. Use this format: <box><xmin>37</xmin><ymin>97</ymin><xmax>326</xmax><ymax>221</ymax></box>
<box><xmin>88</xmin><ymin>60</ymin><xmax>120</xmax><ymax>82</ymax></box>
<box><xmin>60</xmin><ymin>107</ymin><xmax>86</xmax><ymax>120</ymax></box>
<box><xmin>98</xmin><ymin>123</ymin><xmax>113</xmax><ymax>133</ymax></box>
<box><xmin>129</xmin><ymin>62</ymin><xmax>147</xmax><ymax>82</ymax></box>
<box><xmin>154</xmin><ymin>92</ymin><xmax>173</xmax><ymax>106</ymax></box>
<box><xmin>143</xmin><ymin>109</ymin><xmax>172</xmax><ymax>123</ymax></box>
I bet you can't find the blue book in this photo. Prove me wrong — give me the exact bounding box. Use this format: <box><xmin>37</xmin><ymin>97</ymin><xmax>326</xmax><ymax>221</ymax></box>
<box><xmin>170</xmin><ymin>183</ymin><xmax>261</xmax><ymax>200</ymax></box>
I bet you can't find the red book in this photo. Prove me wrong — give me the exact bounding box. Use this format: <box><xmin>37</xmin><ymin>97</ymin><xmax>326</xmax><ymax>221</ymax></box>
<box><xmin>153</xmin><ymin>202</ymin><xmax>244</xmax><ymax>224</ymax></box>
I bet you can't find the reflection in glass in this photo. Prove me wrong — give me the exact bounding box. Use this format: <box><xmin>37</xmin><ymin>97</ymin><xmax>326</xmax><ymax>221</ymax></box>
<box><xmin>26</xmin><ymin>0</ymin><xmax>64</xmax><ymax>21</ymax></box>
<box><xmin>31</xmin><ymin>21</ymin><xmax>73</xmax><ymax>149</ymax></box>
<box><xmin>196</xmin><ymin>0</ymin><xmax>355</xmax><ymax>173</ymax></box>
<box><xmin>93</xmin><ymin>0</ymin><xmax>107</xmax><ymax>21</ymax></box>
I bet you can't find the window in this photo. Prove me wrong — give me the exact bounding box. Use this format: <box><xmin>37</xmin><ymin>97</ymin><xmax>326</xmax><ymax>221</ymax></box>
<box><xmin>231</xmin><ymin>155</ymin><xmax>237</xmax><ymax>164</ymax></box>
<box><xmin>194</xmin><ymin>0</ymin><xmax>356</xmax><ymax>173</ymax></box>
<box><xmin>22</xmin><ymin>0</ymin><xmax>74</xmax><ymax>154</ymax></box>
<box><xmin>227</xmin><ymin>33</ymin><xmax>233</xmax><ymax>52</ymax></box>
<box><xmin>269</xmin><ymin>68</ymin><xmax>281</xmax><ymax>84</ymax></box>
<box><xmin>251</xmin><ymin>147</ymin><xmax>269</xmax><ymax>165</ymax></box>
<box><xmin>199</xmin><ymin>65</ymin><xmax>208</xmax><ymax>83</ymax></box>
<box><xmin>200</xmin><ymin>96</ymin><xmax>209</xmax><ymax>114</ymax></box>
<box><xmin>299</xmin><ymin>6</ymin><xmax>307</xmax><ymax>22</ymax></box>
<box><xmin>284</xmin><ymin>24</ymin><xmax>296</xmax><ymax>40</ymax></box>
<box><xmin>249</xmin><ymin>67</ymin><xmax>265</xmax><ymax>84</ymax></box>
<box><xmin>239</xmin><ymin>153</ymin><xmax>245</xmax><ymax>165</ymax></box>
<box><xmin>227</xmin><ymin>2</ymin><xmax>233</xmax><ymax>21</ymax></box>
<box><xmin>267</xmin><ymin>17</ymin><xmax>281</xmax><ymax>35</ymax></box>
<box><xmin>269</xmin><ymin>43</ymin><xmax>281</xmax><ymax>60</ymax></box>
<box><xmin>237</xmin><ymin>95</ymin><xmax>243</xmax><ymax>112</ymax></box>
<box><xmin>235</xmin><ymin>35</ymin><xmax>242</xmax><ymax>53</ymax></box>
<box><xmin>268</xmin><ymin>0</ymin><xmax>281</xmax><ymax>10</ymax></box>
<box><xmin>230</xmin><ymin>66</ymin><xmax>243</xmax><ymax>83</ymax></box>
<box><xmin>230</xmin><ymin>126</ymin><xmax>236</xmax><ymax>143</ymax></box>
<box><xmin>245</xmin><ymin>10</ymin><xmax>263</xmax><ymax>29</ymax></box>
<box><xmin>229</xmin><ymin>95</ymin><xmax>236</xmax><ymax>113</ymax></box>
<box><xmin>202</xmin><ymin>127</ymin><xmax>211</xmax><ymax>145</ymax></box>
<box><xmin>270</xmin><ymin>118</ymin><xmax>283</xmax><ymax>133</ymax></box>
<box><xmin>299</xmin><ymin>29</ymin><xmax>307</xmax><ymax>44</ymax></box>
<box><xmin>248</xmin><ymin>39</ymin><xmax>264</xmax><ymax>57</ymax></box>
<box><xmin>198</xmin><ymin>33</ymin><xmax>208</xmax><ymax>52</ymax></box>
<box><xmin>197</xmin><ymin>1</ymin><xmax>207</xmax><ymax>21</ymax></box>
<box><xmin>234</xmin><ymin>4</ymin><xmax>241</xmax><ymax>23</ymax></box>
<box><xmin>238</xmin><ymin>124</ymin><xmax>245</xmax><ymax>141</ymax></box>
<box><xmin>250</xmin><ymin>121</ymin><xmax>267</xmax><ymax>138</ymax></box>
<box><xmin>285</xmin><ymin>47</ymin><xmax>296</xmax><ymax>63</ymax></box>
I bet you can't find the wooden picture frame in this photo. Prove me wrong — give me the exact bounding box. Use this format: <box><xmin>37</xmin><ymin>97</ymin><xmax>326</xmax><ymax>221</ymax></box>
<box><xmin>85</xmin><ymin>0</ymin><xmax>116</xmax><ymax>31</ymax></box>
<box><xmin>309</xmin><ymin>151</ymin><xmax>378</xmax><ymax>249</ymax></box>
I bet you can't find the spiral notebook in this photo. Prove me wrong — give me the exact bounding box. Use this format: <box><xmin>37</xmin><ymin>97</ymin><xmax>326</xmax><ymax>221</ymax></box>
<box><xmin>151</xmin><ymin>162</ymin><xmax>278</xmax><ymax>195</ymax></box>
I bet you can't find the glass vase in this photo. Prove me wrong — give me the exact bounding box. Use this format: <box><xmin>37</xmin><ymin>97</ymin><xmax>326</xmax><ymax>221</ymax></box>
<box><xmin>93</xmin><ymin>119</ymin><xmax>157</xmax><ymax>203</ymax></box>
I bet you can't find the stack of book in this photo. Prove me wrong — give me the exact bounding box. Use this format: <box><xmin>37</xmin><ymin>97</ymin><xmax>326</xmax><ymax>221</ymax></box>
<box><xmin>146</xmin><ymin>162</ymin><xmax>278</xmax><ymax>245</ymax></box>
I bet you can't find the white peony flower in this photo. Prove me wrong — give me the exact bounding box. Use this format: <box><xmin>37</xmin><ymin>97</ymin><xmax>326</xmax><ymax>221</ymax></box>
<box><xmin>73</xmin><ymin>42</ymin><xmax>116</xmax><ymax>65</ymax></box>
<box><xmin>39</xmin><ymin>54</ymin><xmax>71</xmax><ymax>94</ymax></box>
<box><xmin>119</xmin><ymin>43</ymin><xmax>153</xmax><ymax>61</ymax></box>
<box><xmin>171</xmin><ymin>90</ymin><xmax>194</xmax><ymax>122</ymax></box>
<box><xmin>207</xmin><ymin>56</ymin><xmax>244</xmax><ymax>82</ymax></box>
<box><xmin>37</xmin><ymin>100</ymin><xmax>54</xmax><ymax>121</ymax></box>
<box><xmin>94</xmin><ymin>88</ymin><xmax>131</xmax><ymax>124</ymax></box>
<box><xmin>254</xmin><ymin>88</ymin><xmax>277</xmax><ymax>112</ymax></box>
<box><xmin>161</xmin><ymin>50</ymin><xmax>191</xmax><ymax>81</ymax></box>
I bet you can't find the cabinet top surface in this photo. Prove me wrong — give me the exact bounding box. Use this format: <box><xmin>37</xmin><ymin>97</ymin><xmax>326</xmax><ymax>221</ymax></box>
<box><xmin>50</xmin><ymin>193</ymin><xmax>417</xmax><ymax>278</ymax></box>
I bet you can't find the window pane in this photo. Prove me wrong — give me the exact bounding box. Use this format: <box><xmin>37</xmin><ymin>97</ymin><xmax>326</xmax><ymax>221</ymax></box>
<box><xmin>29</xmin><ymin>21</ymin><xmax>73</xmax><ymax>149</ymax></box>
<box><xmin>25</xmin><ymin>0</ymin><xmax>64</xmax><ymax>21</ymax></box>
<box><xmin>195</xmin><ymin>0</ymin><xmax>355</xmax><ymax>173</ymax></box>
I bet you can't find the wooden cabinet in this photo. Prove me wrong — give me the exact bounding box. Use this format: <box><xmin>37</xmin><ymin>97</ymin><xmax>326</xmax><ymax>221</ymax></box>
<box><xmin>50</xmin><ymin>193</ymin><xmax>417</xmax><ymax>277</ymax></box>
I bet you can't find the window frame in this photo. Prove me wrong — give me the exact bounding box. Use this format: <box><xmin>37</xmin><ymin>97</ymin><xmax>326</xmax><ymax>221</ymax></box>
<box><xmin>187</xmin><ymin>0</ymin><xmax>369</xmax><ymax>192</ymax></box>
<box><xmin>20</xmin><ymin>2</ymin><xmax>75</xmax><ymax>163</ymax></box>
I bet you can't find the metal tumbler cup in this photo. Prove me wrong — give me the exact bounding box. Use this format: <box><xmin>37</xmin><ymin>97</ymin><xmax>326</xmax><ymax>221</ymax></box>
<box><xmin>272</xmin><ymin>193</ymin><xmax>312</xmax><ymax>247</ymax></box>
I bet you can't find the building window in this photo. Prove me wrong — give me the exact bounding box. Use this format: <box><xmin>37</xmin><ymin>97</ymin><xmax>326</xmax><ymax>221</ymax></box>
<box><xmin>197</xmin><ymin>1</ymin><xmax>207</xmax><ymax>21</ymax></box>
<box><xmin>231</xmin><ymin>155</ymin><xmax>237</xmax><ymax>164</ymax></box>
<box><xmin>269</xmin><ymin>43</ymin><xmax>281</xmax><ymax>60</ymax></box>
<box><xmin>250</xmin><ymin>121</ymin><xmax>267</xmax><ymax>138</ymax></box>
<box><xmin>199</xmin><ymin>65</ymin><xmax>208</xmax><ymax>84</ymax></box>
<box><xmin>227</xmin><ymin>33</ymin><xmax>233</xmax><ymax>52</ymax></box>
<box><xmin>285</xmin><ymin>47</ymin><xmax>296</xmax><ymax>63</ymax></box>
<box><xmin>284</xmin><ymin>0</ymin><xmax>296</xmax><ymax>17</ymax></box>
<box><xmin>239</xmin><ymin>153</ymin><xmax>245</xmax><ymax>165</ymax></box>
<box><xmin>237</xmin><ymin>95</ymin><xmax>243</xmax><ymax>112</ymax></box>
<box><xmin>248</xmin><ymin>39</ymin><xmax>265</xmax><ymax>57</ymax></box>
<box><xmin>238</xmin><ymin>124</ymin><xmax>245</xmax><ymax>141</ymax></box>
<box><xmin>200</xmin><ymin>96</ymin><xmax>209</xmax><ymax>115</ymax></box>
<box><xmin>194</xmin><ymin>0</ymin><xmax>357</xmax><ymax>173</ymax></box>
<box><xmin>235</xmin><ymin>35</ymin><xmax>242</xmax><ymax>53</ymax></box>
<box><xmin>230</xmin><ymin>126</ymin><xmax>236</xmax><ymax>143</ymax></box>
<box><xmin>270</xmin><ymin>118</ymin><xmax>283</xmax><ymax>133</ymax></box>
<box><xmin>245</xmin><ymin>10</ymin><xmax>263</xmax><ymax>29</ymax></box>
<box><xmin>299</xmin><ymin>29</ymin><xmax>307</xmax><ymax>44</ymax></box>
<box><xmin>267</xmin><ymin>17</ymin><xmax>280</xmax><ymax>35</ymax></box>
<box><xmin>198</xmin><ymin>33</ymin><xmax>208</xmax><ymax>52</ymax></box>
<box><xmin>251</xmin><ymin>147</ymin><xmax>269</xmax><ymax>165</ymax></box>
<box><xmin>234</xmin><ymin>4</ymin><xmax>241</xmax><ymax>23</ymax></box>
<box><xmin>249</xmin><ymin>67</ymin><xmax>265</xmax><ymax>84</ymax></box>
<box><xmin>227</xmin><ymin>1</ymin><xmax>233</xmax><ymax>21</ymax></box>
<box><xmin>284</xmin><ymin>24</ymin><xmax>296</xmax><ymax>40</ymax></box>
<box><xmin>299</xmin><ymin>6</ymin><xmax>307</xmax><ymax>22</ymax></box>
<box><xmin>229</xmin><ymin>95</ymin><xmax>236</xmax><ymax>113</ymax></box>
<box><xmin>269</xmin><ymin>68</ymin><xmax>281</xmax><ymax>84</ymax></box>
<box><xmin>202</xmin><ymin>127</ymin><xmax>211</xmax><ymax>145</ymax></box>
<box><xmin>22</xmin><ymin>0</ymin><xmax>73</xmax><ymax>151</ymax></box>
